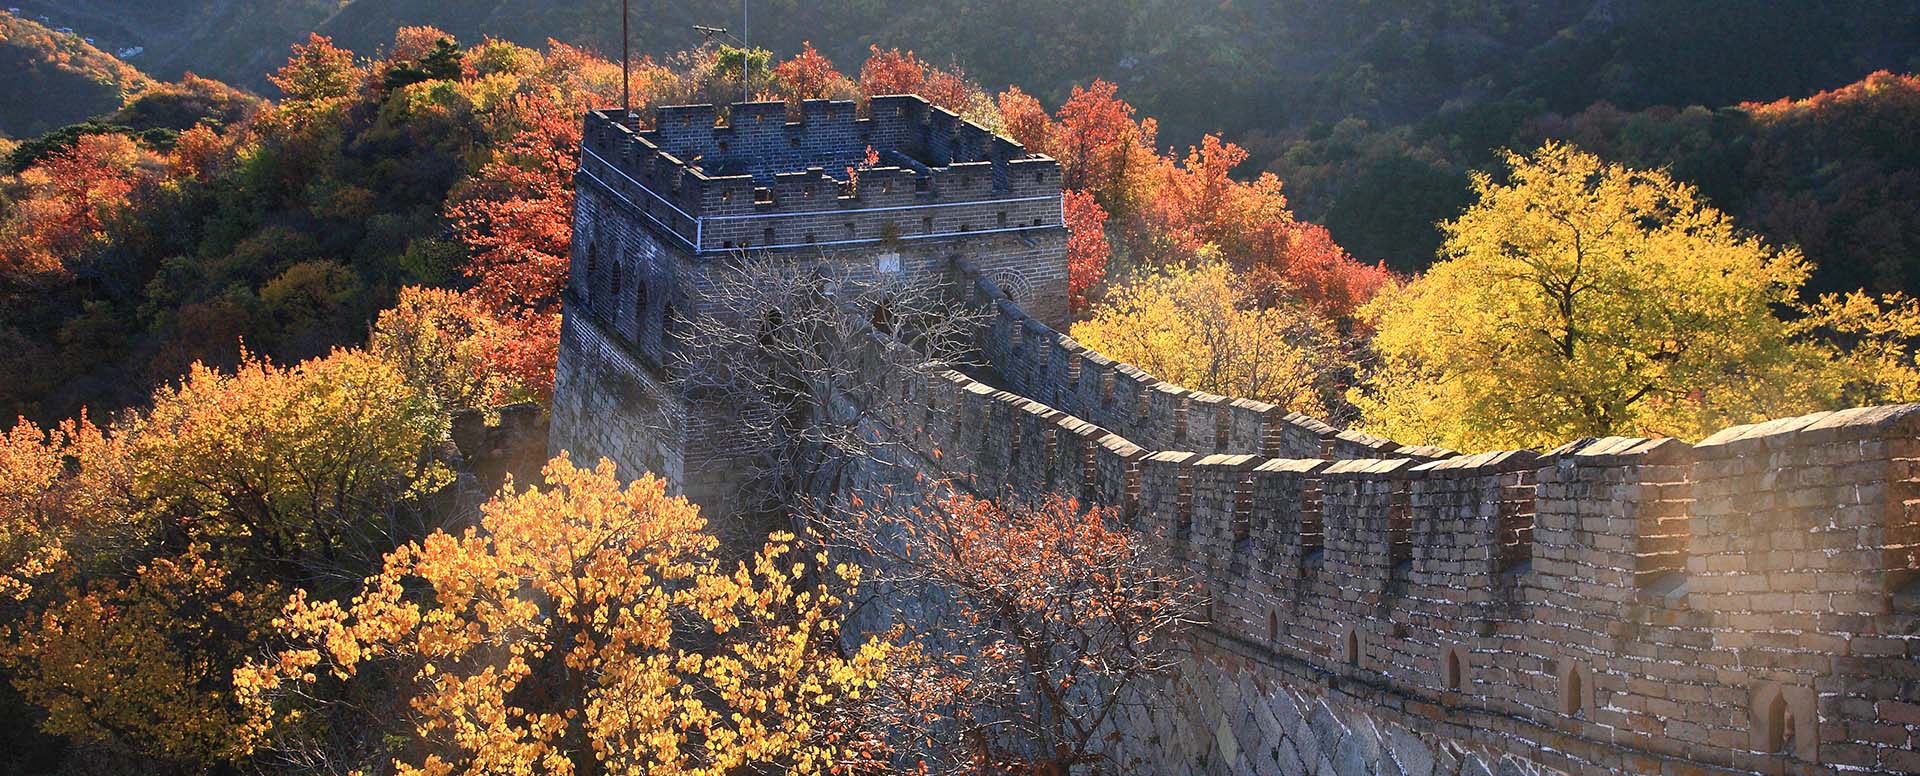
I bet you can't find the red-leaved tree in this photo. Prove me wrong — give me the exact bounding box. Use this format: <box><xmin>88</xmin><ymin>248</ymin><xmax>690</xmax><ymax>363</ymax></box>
<box><xmin>447</xmin><ymin>94</ymin><xmax>580</xmax><ymax>398</ymax></box>
<box><xmin>1063</xmin><ymin>190</ymin><xmax>1111</xmax><ymax>314</ymax></box>
<box><xmin>772</xmin><ymin>41</ymin><xmax>846</xmax><ymax>100</ymax></box>
<box><xmin>1147</xmin><ymin>135</ymin><xmax>1392</xmax><ymax>316</ymax></box>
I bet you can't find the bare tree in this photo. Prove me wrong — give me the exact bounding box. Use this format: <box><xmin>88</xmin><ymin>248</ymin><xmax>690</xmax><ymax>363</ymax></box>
<box><xmin>669</xmin><ymin>255</ymin><xmax>987</xmax><ymax>520</ymax></box>
<box><xmin>832</xmin><ymin>491</ymin><xmax>1203</xmax><ymax>776</ymax></box>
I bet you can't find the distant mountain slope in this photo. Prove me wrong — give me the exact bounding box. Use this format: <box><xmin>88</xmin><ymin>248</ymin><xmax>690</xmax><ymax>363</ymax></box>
<box><xmin>6</xmin><ymin>0</ymin><xmax>334</xmax><ymax>93</ymax></box>
<box><xmin>0</xmin><ymin>12</ymin><xmax>153</xmax><ymax>137</ymax></box>
<box><xmin>16</xmin><ymin>2</ymin><xmax>1920</xmax><ymax>152</ymax></box>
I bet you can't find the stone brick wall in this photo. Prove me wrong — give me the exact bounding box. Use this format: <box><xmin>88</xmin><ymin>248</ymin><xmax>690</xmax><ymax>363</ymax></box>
<box><xmin>555</xmin><ymin>101</ymin><xmax>1920</xmax><ymax>774</ymax></box>
<box><xmin>832</xmin><ymin>268</ymin><xmax>1920</xmax><ymax>775</ymax></box>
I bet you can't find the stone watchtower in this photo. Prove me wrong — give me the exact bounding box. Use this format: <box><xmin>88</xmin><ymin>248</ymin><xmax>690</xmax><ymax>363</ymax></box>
<box><xmin>550</xmin><ymin>96</ymin><xmax>1068</xmax><ymax>515</ymax></box>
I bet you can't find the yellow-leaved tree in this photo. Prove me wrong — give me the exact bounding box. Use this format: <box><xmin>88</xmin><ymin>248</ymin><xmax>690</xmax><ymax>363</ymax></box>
<box><xmin>1070</xmin><ymin>258</ymin><xmax>1349</xmax><ymax>416</ymax></box>
<box><xmin>0</xmin><ymin>415</ymin><xmax>120</xmax><ymax>605</ymax></box>
<box><xmin>1793</xmin><ymin>290</ymin><xmax>1920</xmax><ymax>407</ymax></box>
<box><xmin>370</xmin><ymin>285</ymin><xmax>527</xmax><ymax>415</ymax></box>
<box><xmin>238</xmin><ymin>455</ymin><xmax>900</xmax><ymax>776</ymax></box>
<box><xmin>1353</xmin><ymin>142</ymin><xmax>1827</xmax><ymax>450</ymax></box>
<box><xmin>1</xmin><ymin>348</ymin><xmax>453</xmax><ymax>771</ymax></box>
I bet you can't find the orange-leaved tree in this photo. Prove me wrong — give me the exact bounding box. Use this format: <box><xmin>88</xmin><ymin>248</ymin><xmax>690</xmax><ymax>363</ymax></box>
<box><xmin>858</xmin><ymin>45</ymin><xmax>983</xmax><ymax>118</ymax></box>
<box><xmin>448</xmin><ymin>93</ymin><xmax>580</xmax><ymax>399</ymax></box>
<box><xmin>0</xmin><ymin>133</ymin><xmax>152</xmax><ymax>291</ymax></box>
<box><xmin>0</xmin><ymin>414</ymin><xmax>122</xmax><ymax>607</ymax></box>
<box><xmin>1145</xmin><ymin>134</ymin><xmax>1392</xmax><ymax>317</ymax></box>
<box><xmin>772</xmin><ymin>41</ymin><xmax>853</xmax><ymax>101</ymax></box>
<box><xmin>239</xmin><ymin>455</ymin><xmax>903</xmax><ymax>776</ymax></box>
<box><xmin>1047</xmin><ymin>80</ymin><xmax>1160</xmax><ymax>224</ymax></box>
<box><xmin>1063</xmin><ymin>189</ymin><xmax>1112</xmax><ymax>313</ymax></box>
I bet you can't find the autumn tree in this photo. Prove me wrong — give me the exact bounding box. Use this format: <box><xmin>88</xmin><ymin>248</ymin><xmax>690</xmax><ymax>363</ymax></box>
<box><xmin>239</xmin><ymin>455</ymin><xmax>900</xmax><ymax>776</ymax></box>
<box><xmin>448</xmin><ymin>93</ymin><xmax>581</xmax><ymax>398</ymax></box>
<box><xmin>0</xmin><ymin>414</ymin><xmax>120</xmax><ymax>607</ymax></box>
<box><xmin>1792</xmin><ymin>291</ymin><xmax>1920</xmax><ymax>407</ymax></box>
<box><xmin>270</xmin><ymin>34</ymin><xmax>362</xmax><ymax>103</ymax></box>
<box><xmin>0</xmin><ymin>133</ymin><xmax>150</xmax><ymax>290</ymax></box>
<box><xmin>1063</xmin><ymin>189</ymin><xmax>1112</xmax><ymax>313</ymax></box>
<box><xmin>0</xmin><ymin>347</ymin><xmax>455</xmax><ymax>772</ymax></box>
<box><xmin>1146</xmin><ymin>134</ymin><xmax>1391</xmax><ymax>317</ymax></box>
<box><xmin>126</xmin><ymin>349</ymin><xmax>452</xmax><ymax>582</ymax></box>
<box><xmin>836</xmin><ymin>493</ymin><xmax>1200</xmax><ymax>775</ymax></box>
<box><xmin>772</xmin><ymin>41</ymin><xmax>853</xmax><ymax>102</ymax></box>
<box><xmin>1072</xmin><ymin>260</ymin><xmax>1350</xmax><ymax>416</ymax></box>
<box><xmin>858</xmin><ymin>45</ymin><xmax>985</xmax><ymax>119</ymax></box>
<box><xmin>1047</xmin><ymin>80</ymin><xmax>1159</xmax><ymax>223</ymax></box>
<box><xmin>7</xmin><ymin>546</ymin><xmax>280</xmax><ymax>768</ymax></box>
<box><xmin>995</xmin><ymin>86</ymin><xmax>1054</xmax><ymax>157</ymax></box>
<box><xmin>370</xmin><ymin>286</ymin><xmax>526</xmax><ymax>414</ymax></box>
<box><xmin>1354</xmin><ymin>142</ymin><xmax>1822</xmax><ymax>450</ymax></box>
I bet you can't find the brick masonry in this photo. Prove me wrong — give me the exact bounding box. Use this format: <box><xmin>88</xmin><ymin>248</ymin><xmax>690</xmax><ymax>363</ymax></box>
<box><xmin>552</xmin><ymin>101</ymin><xmax>1920</xmax><ymax>775</ymax></box>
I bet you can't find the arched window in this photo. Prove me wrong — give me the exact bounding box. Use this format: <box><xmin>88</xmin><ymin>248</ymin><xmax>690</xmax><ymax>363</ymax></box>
<box><xmin>1559</xmin><ymin>660</ymin><xmax>1589</xmax><ymax>717</ymax></box>
<box><xmin>1443</xmin><ymin>646</ymin><xmax>1465</xmax><ymax>691</ymax></box>
<box><xmin>1267</xmin><ymin>610</ymin><xmax>1279</xmax><ymax>643</ymax></box>
<box><xmin>1343</xmin><ymin>629</ymin><xmax>1360</xmax><ymax>666</ymax></box>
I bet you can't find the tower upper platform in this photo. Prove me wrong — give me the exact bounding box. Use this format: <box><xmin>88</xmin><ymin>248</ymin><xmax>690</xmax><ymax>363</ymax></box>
<box><xmin>577</xmin><ymin>95</ymin><xmax>1064</xmax><ymax>256</ymax></box>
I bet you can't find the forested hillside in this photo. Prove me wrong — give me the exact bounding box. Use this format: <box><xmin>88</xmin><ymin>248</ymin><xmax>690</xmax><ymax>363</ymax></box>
<box><xmin>0</xmin><ymin>13</ymin><xmax>152</xmax><ymax>138</ymax></box>
<box><xmin>1261</xmin><ymin>71</ymin><xmax>1920</xmax><ymax>293</ymax></box>
<box><xmin>13</xmin><ymin>1</ymin><xmax>1919</xmax><ymax>280</ymax></box>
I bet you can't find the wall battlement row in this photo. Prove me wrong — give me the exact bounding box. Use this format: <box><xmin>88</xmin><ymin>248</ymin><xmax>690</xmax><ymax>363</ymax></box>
<box><xmin>953</xmin><ymin>261</ymin><xmax>1448</xmax><ymax>462</ymax></box>
<box><xmin>578</xmin><ymin>98</ymin><xmax>1062</xmax><ymax>255</ymax></box>
<box><xmin>847</xmin><ymin>264</ymin><xmax>1920</xmax><ymax>775</ymax></box>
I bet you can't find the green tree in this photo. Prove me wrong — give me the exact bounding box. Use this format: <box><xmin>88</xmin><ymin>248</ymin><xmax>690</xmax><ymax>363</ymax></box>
<box><xmin>1354</xmin><ymin>142</ymin><xmax>1822</xmax><ymax>450</ymax></box>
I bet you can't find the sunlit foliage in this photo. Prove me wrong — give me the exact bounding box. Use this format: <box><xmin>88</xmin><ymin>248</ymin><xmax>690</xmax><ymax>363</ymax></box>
<box><xmin>1354</xmin><ymin>143</ymin><xmax>1822</xmax><ymax>449</ymax></box>
<box><xmin>1073</xmin><ymin>260</ymin><xmax>1349</xmax><ymax>416</ymax></box>
<box><xmin>240</xmin><ymin>456</ymin><xmax>899</xmax><ymax>776</ymax></box>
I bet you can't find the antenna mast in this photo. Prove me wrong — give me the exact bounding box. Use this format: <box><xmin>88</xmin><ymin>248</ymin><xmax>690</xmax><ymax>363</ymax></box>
<box><xmin>694</xmin><ymin>1</ymin><xmax>752</xmax><ymax>106</ymax></box>
<box><xmin>741</xmin><ymin>0</ymin><xmax>748</xmax><ymax>105</ymax></box>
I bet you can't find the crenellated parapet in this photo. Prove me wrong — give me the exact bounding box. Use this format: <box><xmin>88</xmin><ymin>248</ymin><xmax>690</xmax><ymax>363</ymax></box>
<box><xmin>954</xmin><ymin>259</ymin><xmax>1452</xmax><ymax>463</ymax></box>
<box><xmin>575</xmin><ymin>97</ymin><xmax>1062</xmax><ymax>256</ymax></box>
<box><xmin>858</xmin><ymin>263</ymin><xmax>1920</xmax><ymax>776</ymax></box>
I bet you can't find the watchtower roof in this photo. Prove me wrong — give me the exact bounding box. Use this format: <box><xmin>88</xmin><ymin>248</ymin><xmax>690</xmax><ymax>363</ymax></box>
<box><xmin>576</xmin><ymin>95</ymin><xmax>1064</xmax><ymax>255</ymax></box>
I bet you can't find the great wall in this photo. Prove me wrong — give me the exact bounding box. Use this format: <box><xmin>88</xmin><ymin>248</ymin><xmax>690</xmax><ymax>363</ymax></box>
<box><xmin>549</xmin><ymin>95</ymin><xmax>1920</xmax><ymax>775</ymax></box>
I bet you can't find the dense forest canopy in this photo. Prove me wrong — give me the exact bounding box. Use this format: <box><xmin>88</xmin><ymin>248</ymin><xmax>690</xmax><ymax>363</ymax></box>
<box><xmin>14</xmin><ymin>1</ymin><xmax>1919</xmax><ymax>146</ymax></box>
<box><xmin>8</xmin><ymin>2</ymin><xmax>1919</xmax><ymax>277</ymax></box>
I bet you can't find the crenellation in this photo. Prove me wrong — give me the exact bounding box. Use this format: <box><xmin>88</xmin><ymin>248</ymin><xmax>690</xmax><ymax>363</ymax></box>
<box><xmin>580</xmin><ymin>99</ymin><xmax>1064</xmax><ymax>256</ymax></box>
<box><xmin>860</xmin><ymin>286</ymin><xmax>1920</xmax><ymax>774</ymax></box>
<box><xmin>560</xmin><ymin>100</ymin><xmax>1920</xmax><ymax>775</ymax></box>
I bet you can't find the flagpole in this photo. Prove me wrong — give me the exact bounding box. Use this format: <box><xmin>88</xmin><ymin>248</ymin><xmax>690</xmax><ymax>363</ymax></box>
<box><xmin>621</xmin><ymin>0</ymin><xmax>631</xmax><ymax>117</ymax></box>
